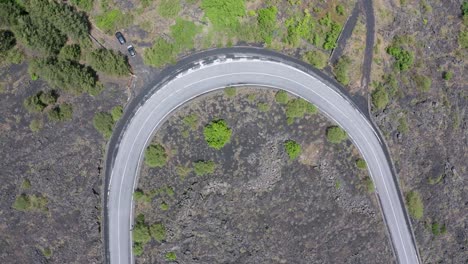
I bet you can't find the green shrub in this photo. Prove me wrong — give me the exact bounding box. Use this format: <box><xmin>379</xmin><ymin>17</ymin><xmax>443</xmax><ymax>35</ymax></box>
<box><xmin>0</xmin><ymin>30</ymin><xmax>16</xmax><ymax>52</ymax></box>
<box><xmin>41</xmin><ymin>247</ymin><xmax>52</xmax><ymax>258</ymax></box>
<box><xmin>29</xmin><ymin>119</ymin><xmax>43</xmax><ymax>132</ymax></box>
<box><xmin>336</xmin><ymin>4</ymin><xmax>345</xmax><ymax>15</ymax></box>
<box><xmin>193</xmin><ymin>160</ymin><xmax>216</xmax><ymax>176</ymax></box>
<box><xmin>158</xmin><ymin>0</ymin><xmax>181</xmax><ymax>18</ymax></box>
<box><xmin>70</xmin><ymin>0</ymin><xmax>94</xmax><ymax>11</ymax></box>
<box><xmin>95</xmin><ymin>9</ymin><xmax>125</xmax><ymax>33</ymax></box>
<box><xmin>144</xmin><ymin>144</ymin><xmax>168</xmax><ymax>168</ymax></box>
<box><xmin>150</xmin><ymin>223</ymin><xmax>166</xmax><ymax>242</ymax></box>
<box><xmin>275</xmin><ymin>90</ymin><xmax>289</xmax><ymax>104</ymax></box>
<box><xmin>334</xmin><ymin>56</ymin><xmax>351</xmax><ymax>85</ymax></box>
<box><xmin>414</xmin><ymin>74</ymin><xmax>432</xmax><ymax>92</ymax></box>
<box><xmin>387</xmin><ymin>45</ymin><xmax>414</xmax><ymax>71</ymax></box>
<box><xmin>87</xmin><ymin>49</ymin><xmax>130</xmax><ymax>76</ymax></box>
<box><xmin>39</xmin><ymin>90</ymin><xmax>58</xmax><ymax>105</ymax></box>
<box><xmin>93</xmin><ymin>112</ymin><xmax>114</xmax><ymax>139</ymax></box>
<box><xmin>224</xmin><ymin>87</ymin><xmax>237</xmax><ymax>97</ymax></box>
<box><xmin>22</xmin><ymin>179</ymin><xmax>32</xmax><ymax>189</ymax></box>
<box><xmin>306</xmin><ymin>103</ymin><xmax>317</xmax><ymax>114</ymax></box>
<box><xmin>176</xmin><ymin>166</ymin><xmax>191</xmax><ymax>179</ymax></box>
<box><xmin>257</xmin><ymin>6</ymin><xmax>278</xmax><ymax>44</ymax></box>
<box><xmin>304</xmin><ymin>50</ymin><xmax>328</xmax><ymax>69</ymax></box>
<box><xmin>133</xmin><ymin>214</ymin><xmax>151</xmax><ymax>244</ymax></box>
<box><xmin>24</xmin><ymin>94</ymin><xmax>47</xmax><ymax>113</ymax></box>
<box><xmin>356</xmin><ymin>158</ymin><xmax>366</xmax><ymax>169</ymax></box>
<box><xmin>133</xmin><ymin>189</ymin><xmax>152</xmax><ymax>203</ymax></box>
<box><xmin>365</xmin><ymin>177</ymin><xmax>375</xmax><ymax>193</ymax></box>
<box><xmin>165</xmin><ymin>252</ymin><xmax>177</xmax><ymax>261</ymax></box>
<box><xmin>203</xmin><ymin>119</ymin><xmax>232</xmax><ymax>149</ymax></box>
<box><xmin>133</xmin><ymin>243</ymin><xmax>144</xmax><ymax>256</ymax></box>
<box><xmin>285</xmin><ymin>98</ymin><xmax>313</xmax><ymax>122</ymax></box>
<box><xmin>48</xmin><ymin>104</ymin><xmax>73</xmax><ymax>122</ymax></box>
<box><xmin>144</xmin><ymin>38</ymin><xmax>176</xmax><ymax>67</ymax></box>
<box><xmin>284</xmin><ymin>11</ymin><xmax>315</xmax><ymax>47</ymax></box>
<box><xmin>12</xmin><ymin>194</ymin><xmax>48</xmax><ymax>212</ymax></box>
<box><xmin>182</xmin><ymin>114</ymin><xmax>198</xmax><ymax>131</ymax></box>
<box><xmin>323</xmin><ymin>22</ymin><xmax>341</xmax><ymax>50</ymax></box>
<box><xmin>59</xmin><ymin>44</ymin><xmax>81</xmax><ymax>61</ymax></box>
<box><xmin>171</xmin><ymin>18</ymin><xmax>199</xmax><ymax>51</ymax></box>
<box><xmin>443</xmin><ymin>71</ymin><xmax>453</xmax><ymax>80</ymax></box>
<box><xmin>160</xmin><ymin>201</ymin><xmax>169</xmax><ymax>211</ymax></box>
<box><xmin>29</xmin><ymin>58</ymin><xmax>99</xmax><ymax>95</ymax></box>
<box><xmin>257</xmin><ymin>102</ymin><xmax>270</xmax><ymax>112</ymax></box>
<box><xmin>397</xmin><ymin>117</ymin><xmax>409</xmax><ymax>134</ymax></box>
<box><xmin>406</xmin><ymin>190</ymin><xmax>424</xmax><ymax>220</ymax></box>
<box><xmin>459</xmin><ymin>30</ymin><xmax>468</xmax><ymax>49</ymax></box>
<box><xmin>371</xmin><ymin>86</ymin><xmax>389</xmax><ymax>110</ymax></box>
<box><xmin>431</xmin><ymin>222</ymin><xmax>440</xmax><ymax>236</ymax></box>
<box><xmin>111</xmin><ymin>106</ymin><xmax>123</xmax><ymax>122</ymax></box>
<box><xmin>201</xmin><ymin>0</ymin><xmax>246</xmax><ymax>30</ymax></box>
<box><xmin>0</xmin><ymin>47</ymin><xmax>24</xmax><ymax>66</ymax></box>
<box><xmin>326</xmin><ymin>126</ymin><xmax>347</xmax><ymax>143</ymax></box>
<box><xmin>284</xmin><ymin>140</ymin><xmax>301</xmax><ymax>160</ymax></box>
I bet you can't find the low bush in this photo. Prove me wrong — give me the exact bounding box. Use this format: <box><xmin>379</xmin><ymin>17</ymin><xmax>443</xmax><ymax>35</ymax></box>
<box><xmin>182</xmin><ymin>114</ymin><xmax>198</xmax><ymax>131</ymax></box>
<box><xmin>194</xmin><ymin>160</ymin><xmax>216</xmax><ymax>176</ymax></box>
<box><xmin>397</xmin><ymin>117</ymin><xmax>409</xmax><ymax>134</ymax></box>
<box><xmin>414</xmin><ymin>74</ymin><xmax>432</xmax><ymax>92</ymax></box>
<box><xmin>323</xmin><ymin>22</ymin><xmax>341</xmax><ymax>50</ymax></box>
<box><xmin>285</xmin><ymin>98</ymin><xmax>313</xmax><ymax>122</ymax></box>
<box><xmin>303</xmin><ymin>50</ymin><xmax>328</xmax><ymax>69</ymax></box>
<box><xmin>326</xmin><ymin>126</ymin><xmax>347</xmax><ymax>143</ymax></box>
<box><xmin>336</xmin><ymin>4</ymin><xmax>345</xmax><ymax>16</ymax></box>
<box><xmin>158</xmin><ymin>0</ymin><xmax>181</xmax><ymax>18</ymax></box>
<box><xmin>39</xmin><ymin>90</ymin><xmax>58</xmax><ymax>105</ymax></box>
<box><xmin>133</xmin><ymin>243</ymin><xmax>144</xmax><ymax>256</ymax></box>
<box><xmin>371</xmin><ymin>86</ymin><xmax>389</xmax><ymax>110</ymax></box>
<box><xmin>257</xmin><ymin>102</ymin><xmax>270</xmax><ymax>112</ymax></box>
<box><xmin>24</xmin><ymin>94</ymin><xmax>47</xmax><ymax>113</ymax></box>
<box><xmin>406</xmin><ymin>190</ymin><xmax>424</xmax><ymax>220</ymax></box>
<box><xmin>224</xmin><ymin>87</ymin><xmax>237</xmax><ymax>97</ymax></box>
<box><xmin>387</xmin><ymin>45</ymin><xmax>414</xmax><ymax>71</ymax></box>
<box><xmin>171</xmin><ymin>18</ymin><xmax>199</xmax><ymax>51</ymax></box>
<box><xmin>203</xmin><ymin>120</ymin><xmax>232</xmax><ymax>149</ymax></box>
<box><xmin>143</xmin><ymin>38</ymin><xmax>176</xmax><ymax>67</ymax></box>
<box><xmin>257</xmin><ymin>6</ymin><xmax>278</xmax><ymax>44</ymax></box>
<box><xmin>48</xmin><ymin>104</ymin><xmax>73</xmax><ymax>122</ymax></box>
<box><xmin>165</xmin><ymin>252</ymin><xmax>177</xmax><ymax>261</ymax></box>
<box><xmin>95</xmin><ymin>9</ymin><xmax>125</xmax><ymax>33</ymax></box>
<box><xmin>70</xmin><ymin>0</ymin><xmax>94</xmax><ymax>12</ymax></box>
<box><xmin>201</xmin><ymin>0</ymin><xmax>245</xmax><ymax>30</ymax></box>
<box><xmin>285</xmin><ymin>11</ymin><xmax>315</xmax><ymax>47</ymax></box>
<box><xmin>150</xmin><ymin>223</ymin><xmax>166</xmax><ymax>242</ymax></box>
<box><xmin>443</xmin><ymin>71</ymin><xmax>453</xmax><ymax>81</ymax></box>
<box><xmin>176</xmin><ymin>166</ymin><xmax>191</xmax><ymax>179</ymax></box>
<box><xmin>12</xmin><ymin>194</ymin><xmax>48</xmax><ymax>212</ymax></box>
<box><xmin>334</xmin><ymin>56</ymin><xmax>351</xmax><ymax>85</ymax></box>
<box><xmin>144</xmin><ymin>144</ymin><xmax>168</xmax><ymax>168</ymax></box>
<box><xmin>111</xmin><ymin>105</ymin><xmax>123</xmax><ymax>121</ymax></box>
<box><xmin>93</xmin><ymin>112</ymin><xmax>114</xmax><ymax>139</ymax></box>
<box><xmin>160</xmin><ymin>201</ymin><xmax>169</xmax><ymax>211</ymax></box>
<box><xmin>22</xmin><ymin>179</ymin><xmax>32</xmax><ymax>189</ymax></box>
<box><xmin>365</xmin><ymin>177</ymin><xmax>374</xmax><ymax>193</ymax></box>
<box><xmin>133</xmin><ymin>214</ymin><xmax>151</xmax><ymax>244</ymax></box>
<box><xmin>356</xmin><ymin>158</ymin><xmax>367</xmax><ymax>169</ymax></box>
<box><xmin>133</xmin><ymin>189</ymin><xmax>152</xmax><ymax>203</ymax></box>
<box><xmin>284</xmin><ymin>140</ymin><xmax>301</xmax><ymax>160</ymax></box>
<box><xmin>0</xmin><ymin>30</ymin><xmax>16</xmax><ymax>52</ymax></box>
<box><xmin>459</xmin><ymin>30</ymin><xmax>468</xmax><ymax>49</ymax></box>
<box><xmin>275</xmin><ymin>90</ymin><xmax>289</xmax><ymax>104</ymax></box>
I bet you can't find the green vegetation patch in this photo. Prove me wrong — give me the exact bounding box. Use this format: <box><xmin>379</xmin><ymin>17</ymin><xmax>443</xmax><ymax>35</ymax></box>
<box><xmin>414</xmin><ymin>74</ymin><xmax>432</xmax><ymax>92</ymax></box>
<box><xmin>144</xmin><ymin>144</ymin><xmax>168</xmax><ymax>168</ymax></box>
<box><xmin>257</xmin><ymin>6</ymin><xmax>278</xmax><ymax>44</ymax></box>
<box><xmin>158</xmin><ymin>0</ymin><xmax>181</xmax><ymax>18</ymax></box>
<box><xmin>133</xmin><ymin>243</ymin><xmax>144</xmax><ymax>256</ymax></box>
<box><xmin>304</xmin><ymin>50</ymin><xmax>328</xmax><ymax>69</ymax></box>
<box><xmin>406</xmin><ymin>190</ymin><xmax>424</xmax><ymax>220</ymax></box>
<box><xmin>224</xmin><ymin>87</ymin><xmax>237</xmax><ymax>97</ymax></box>
<box><xmin>22</xmin><ymin>179</ymin><xmax>32</xmax><ymax>189</ymax></box>
<box><xmin>87</xmin><ymin>49</ymin><xmax>130</xmax><ymax>76</ymax></box>
<box><xmin>326</xmin><ymin>126</ymin><xmax>347</xmax><ymax>143</ymax></box>
<box><xmin>203</xmin><ymin>119</ymin><xmax>232</xmax><ymax>149</ymax></box>
<box><xmin>201</xmin><ymin>0</ymin><xmax>246</xmax><ymax>30</ymax></box>
<box><xmin>194</xmin><ymin>160</ymin><xmax>216</xmax><ymax>176</ymax></box>
<box><xmin>111</xmin><ymin>106</ymin><xmax>124</xmax><ymax>121</ymax></box>
<box><xmin>356</xmin><ymin>158</ymin><xmax>367</xmax><ymax>169</ymax></box>
<box><xmin>257</xmin><ymin>102</ymin><xmax>270</xmax><ymax>112</ymax></box>
<box><xmin>12</xmin><ymin>193</ymin><xmax>48</xmax><ymax>212</ymax></box>
<box><xmin>182</xmin><ymin>114</ymin><xmax>198</xmax><ymax>131</ymax></box>
<box><xmin>29</xmin><ymin>119</ymin><xmax>43</xmax><ymax>132</ymax></box>
<box><xmin>334</xmin><ymin>56</ymin><xmax>351</xmax><ymax>85</ymax></box>
<box><xmin>387</xmin><ymin>45</ymin><xmax>414</xmax><ymax>71</ymax></box>
<box><xmin>48</xmin><ymin>104</ymin><xmax>73</xmax><ymax>122</ymax></box>
<box><xmin>443</xmin><ymin>71</ymin><xmax>453</xmax><ymax>81</ymax></box>
<box><xmin>284</xmin><ymin>140</ymin><xmax>301</xmax><ymax>160</ymax></box>
<box><xmin>275</xmin><ymin>90</ymin><xmax>289</xmax><ymax>104</ymax></box>
<box><xmin>95</xmin><ymin>9</ymin><xmax>125</xmax><ymax>33</ymax></box>
<box><xmin>364</xmin><ymin>177</ymin><xmax>374</xmax><ymax>193</ymax></box>
<box><xmin>371</xmin><ymin>86</ymin><xmax>389</xmax><ymax>110</ymax></box>
<box><xmin>165</xmin><ymin>252</ymin><xmax>177</xmax><ymax>261</ymax></box>
<box><xmin>144</xmin><ymin>38</ymin><xmax>176</xmax><ymax>67</ymax></box>
<box><xmin>171</xmin><ymin>18</ymin><xmax>199</xmax><ymax>51</ymax></box>
<box><xmin>0</xmin><ymin>30</ymin><xmax>16</xmax><ymax>52</ymax></box>
<box><xmin>150</xmin><ymin>223</ymin><xmax>166</xmax><ymax>242</ymax></box>
<box><xmin>70</xmin><ymin>0</ymin><xmax>94</xmax><ymax>12</ymax></box>
<box><xmin>133</xmin><ymin>214</ymin><xmax>151</xmax><ymax>244</ymax></box>
<box><xmin>93</xmin><ymin>112</ymin><xmax>114</xmax><ymax>139</ymax></box>
<box><xmin>284</xmin><ymin>11</ymin><xmax>315</xmax><ymax>47</ymax></box>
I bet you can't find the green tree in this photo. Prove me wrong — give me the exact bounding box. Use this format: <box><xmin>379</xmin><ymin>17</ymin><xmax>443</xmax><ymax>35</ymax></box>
<box><xmin>193</xmin><ymin>160</ymin><xmax>216</xmax><ymax>176</ymax></box>
<box><xmin>133</xmin><ymin>243</ymin><xmax>144</xmax><ymax>256</ymax></box>
<box><xmin>144</xmin><ymin>144</ymin><xmax>168</xmax><ymax>168</ymax></box>
<box><xmin>111</xmin><ymin>105</ymin><xmax>123</xmax><ymax>121</ymax></box>
<box><xmin>326</xmin><ymin>126</ymin><xmax>347</xmax><ymax>143</ymax></box>
<box><xmin>203</xmin><ymin>120</ymin><xmax>232</xmax><ymax>149</ymax></box>
<box><xmin>24</xmin><ymin>94</ymin><xmax>47</xmax><ymax>113</ymax></box>
<box><xmin>0</xmin><ymin>30</ymin><xmax>16</xmax><ymax>52</ymax></box>
<box><xmin>87</xmin><ymin>49</ymin><xmax>130</xmax><ymax>76</ymax></box>
<box><xmin>59</xmin><ymin>44</ymin><xmax>81</xmax><ymax>61</ymax></box>
<box><xmin>39</xmin><ymin>90</ymin><xmax>58</xmax><ymax>105</ymax></box>
<box><xmin>133</xmin><ymin>214</ymin><xmax>151</xmax><ymax>244</ymax></box>
<box><xmin>334</xmin><ymin>56</ymin><xmax>351</xmax><ymax>85</ymax></box>
<box><xmin>406</xmin><ymin>190</ymin><xmax>424</xmax><ymax>220</ymax></box>
<box><xmin>387</xmin><ymin>45</ymin><xmax>414</xmax><ymax>71</ymax></box>
<box><xmin>48</xmin><ymin>104</ymin><xmax>73</xmax><ymax>122</ymax></box>
<box><xmin>284</xmin><ymin>140</ymin><xmax>301</xmax><ymax>160</ymax></box>
<box><xmin>93</xmin><ymin>112</ymin><xmax>114</xmax><ymax>139</ymax></box>
<box><xmin>371</xmin><ymin>86</ymin><xmax>389</xmax><ymax>110</ymax></box>
<box><xmin>356</xmin><ymin>158</ymin><xmax>366</xmax><ymax>169</ymax></box>
<box><xmin>336</xmin><ymin>4</ymin><xmax>345</xmax><ymax>15</ymax></box>
<box><xmin>70</xmin><ymin>0</ymin><xmax>94</xmax><ymax>12</ymax></box>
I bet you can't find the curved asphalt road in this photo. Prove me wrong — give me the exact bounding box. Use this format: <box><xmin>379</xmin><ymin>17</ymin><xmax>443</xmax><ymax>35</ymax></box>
<box><xmin>106</xmin><ymin>48</ymin><xmax>419</xmax><ymax>264</ymax></box>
